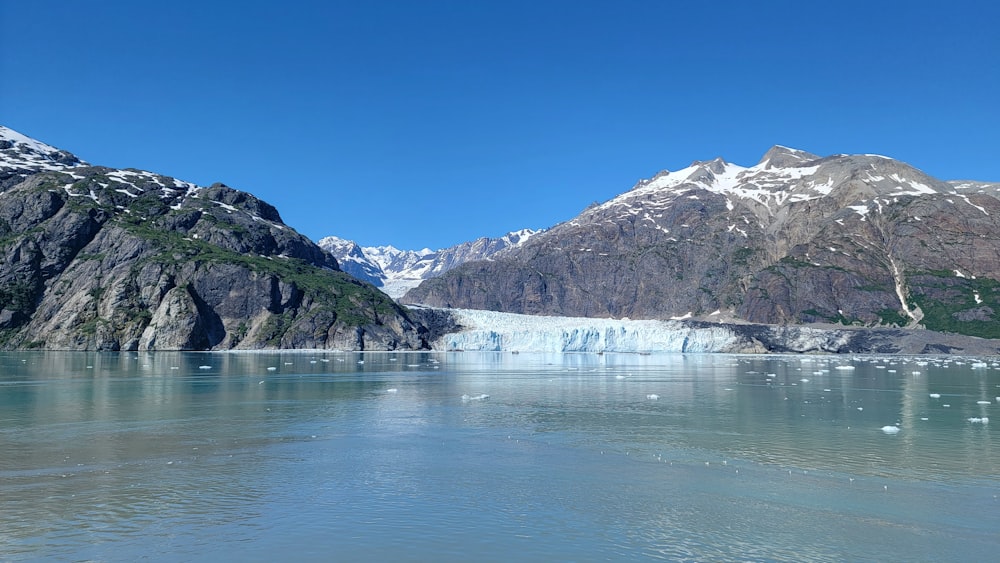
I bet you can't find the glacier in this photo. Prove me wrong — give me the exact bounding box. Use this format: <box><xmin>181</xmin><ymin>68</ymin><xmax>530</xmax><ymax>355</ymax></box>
<box><xmin>433</xmin><ymin>308</ymin><xmax>759</xmax><ymax>353</ymax></box>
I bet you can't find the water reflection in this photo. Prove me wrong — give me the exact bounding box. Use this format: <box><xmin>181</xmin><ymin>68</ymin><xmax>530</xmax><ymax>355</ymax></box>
<box><xmin>1</xmin><ymin>351</ymin><xmax>998</xmax><ymax>561</ymax></box>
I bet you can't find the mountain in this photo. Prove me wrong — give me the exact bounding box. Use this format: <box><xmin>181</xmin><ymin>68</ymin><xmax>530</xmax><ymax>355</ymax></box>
<box><xmin>402</xmin><ymin>146</ymin><xmax>1000</xmax><ymax>339</ymax></box>
<box><xmin>318</xmin><ymin>229</ymin><xmax>541</xmax><ymax>298</ymax></box>
<box><xmin>0</xmin><ymin>126</ymin><xmax>438</xmax><ymax>350</ymax></box>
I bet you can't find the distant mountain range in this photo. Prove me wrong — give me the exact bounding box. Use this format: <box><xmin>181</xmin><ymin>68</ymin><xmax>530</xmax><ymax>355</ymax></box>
<box><xmin>400</xmin><ymin>146</ymin><xmax>1000</xmax><ymax>339</ymax></box>
<box><xmin>6</xmin><ymin>124</ymin><xmax>1000</xmax><ymax>353</ymax></box>
<box><xmin>0</xmin><ymin>126</ymin><xmax>442</xmax><ymax>350</ymax></box>
<box><xmin>318</xmin><ymin>229</ymin><xmax>541</xmax><ymax>298</ymax></box>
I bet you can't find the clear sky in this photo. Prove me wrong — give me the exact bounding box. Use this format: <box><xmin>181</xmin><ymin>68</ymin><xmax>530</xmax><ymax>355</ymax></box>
<box><xmin>2</xmin><ymin>1</ymin><xmax>998</xmax><ymax>250</ymax></box>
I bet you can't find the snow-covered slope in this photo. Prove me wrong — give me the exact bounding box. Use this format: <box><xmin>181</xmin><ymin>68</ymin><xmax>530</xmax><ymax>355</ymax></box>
<box><xmin>1</xmin><ymin>125</ymin><xmax>204</xmax><ymax>201</ymax></box>
<box><xmin>0</xmin><ymin>126</ymin><xmax>88</xmax><ymax>175</ymax></box>
<box><xmin>319</xmin><ymin>229</ymin><xmax>542</xmax><ymax>297</ymax></box>
<box><xmin>594</xmin><ymin>145</ymin><xmax>984</xmax><ymax>223</ymax></box>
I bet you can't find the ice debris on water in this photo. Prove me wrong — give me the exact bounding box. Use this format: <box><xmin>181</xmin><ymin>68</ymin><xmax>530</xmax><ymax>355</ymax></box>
<box><xmin>968</xmin><ymin>417</ymin><xmax>989</xmax><ymax>424</ymax></box>
<box><xmin>929</xmin><ymin>393</ymin><xmax>941</xmax><ymax>398</ymax></box>
<box><xmin>462</xmin><ymin>394</ymin><xmax>490</xmax><ymax>402</ymax></box>
<box><xmin>646</xmin><ymin>394</ymin><xmax>659</xmax><ymax>400</ymax></box>
<box><xmin>881</xmin><ymin>425</ymin><xmax>901</xmax><ymax>434</ymax></box>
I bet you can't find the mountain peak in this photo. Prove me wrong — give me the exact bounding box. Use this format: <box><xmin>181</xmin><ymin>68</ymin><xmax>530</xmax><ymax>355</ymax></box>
<box><xmin>690</xmin><ymin>156</ymin><xmax>728</xmax><ymax>174</ymax></box>
<box><xmin>1</xmin><ymin>125</ymin><xmax>86</xmax><ymax>173</ymax></box>
<box><xmin>757</xmin><ymin>145</ymin><xmax>820</xmax><ymax>168</ymax></box>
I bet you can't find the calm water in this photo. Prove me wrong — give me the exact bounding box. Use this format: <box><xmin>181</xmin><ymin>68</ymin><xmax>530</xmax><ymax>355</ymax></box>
<box><xmin>1</xmin><ymin>351</ymin><xmax>997</xmax><ymax>562</ymax></box>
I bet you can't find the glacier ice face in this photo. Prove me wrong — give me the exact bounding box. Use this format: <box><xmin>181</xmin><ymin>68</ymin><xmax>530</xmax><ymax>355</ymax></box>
<box><xmin>434</xmin><ymin>308</ymin><xmax>748</xmax><ymax>353</ymax></box>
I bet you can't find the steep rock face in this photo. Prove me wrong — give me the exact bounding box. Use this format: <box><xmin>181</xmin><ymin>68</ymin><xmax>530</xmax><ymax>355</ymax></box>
<box><xmin>403</xmin><ymin>147</ymin><xmax>1000</xmax><ymax>339</ymax></box>
<box><xmin>0</xmin><ymin>126</ymin><xmax>434</xmax><ymax>351</ymax></box>
<box><xmin>318</xmin><ymin>228</ymin><xmax>541</xmax><ymax>298</ymax></box>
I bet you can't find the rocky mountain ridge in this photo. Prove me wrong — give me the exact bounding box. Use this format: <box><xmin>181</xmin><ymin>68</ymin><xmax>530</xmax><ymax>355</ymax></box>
<box><xmin>0</xmin><ymin>126</ymin><xmax>437</xmax><ymax>350</ymax></box>
<box><xmin>319</xmin><ymin>228</ymin><xmax>541</xmax><ymax>298</ymax></box>
<box><xmin>403</xmin><ymin>146</ymin><xmax>1000</xmax><ymax>340</ymax></box>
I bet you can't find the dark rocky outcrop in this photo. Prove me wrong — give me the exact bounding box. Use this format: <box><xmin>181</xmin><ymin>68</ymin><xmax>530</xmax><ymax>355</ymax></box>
<box><xmin>0</xmin><ymin>126</ymin><xmax>437</xmax><ymax>351</ymax></box>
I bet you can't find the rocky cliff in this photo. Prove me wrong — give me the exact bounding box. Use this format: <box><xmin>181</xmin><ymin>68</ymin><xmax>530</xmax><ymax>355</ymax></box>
<box><xmin>403</xmin><ymin>147</ymin><xmax>1000</xmax><ymax>340</ymax></box>
<box><xmin>0</xmin><ymin>126</ymin><xmax>434</xmax><ymax>351</ymax></box>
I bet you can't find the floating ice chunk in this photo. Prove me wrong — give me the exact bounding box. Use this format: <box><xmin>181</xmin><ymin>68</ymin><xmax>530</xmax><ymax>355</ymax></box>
<box><xmin>976</xmin><ymin>400</ymin><xmax>991</xmax><ymax>405</ymax></box>
<box><xmin>462</xmin><ymin>394</ymin><xmax>490</xmax><ymax>402</ymax></box>
<box><xmin>800</xmin><ymin>378</ymin><xmax>810</xmax><ymax>383</ymax></box>
<box><xmin>968</xmin><ymin>417</ymin><xmax>989</xmax><ymax>424</ymax></box>
<box><xmin>198</xmin><ymin>365</ymin><xmax>211</xmax><ymax>370</ymax></box>
<box><xmin>646</xmin><ymin>394</ymin><xmax>659</xmax><ymax>400</ymax></box>
<box><xmin>881</xmin><ymin>425</ymin><xmax>901</xmax><ymax>434</ymax></box>
<box><xmin>615</xmin><ymin>375</ymin><xmax>627</xmax><ymax>380</ymax></box>
<box><xmin>834</xmin><ymin>366</ymin><xmax>855</xmax><ymax>370</ymax></box>
<box><xmin>267</xmin><ymin>366</ymin><xmax>277</xmax><ymax>371</ymax></box>
<box><xmin>386</xmin><ymin>388</ymin><xmax>398</xmax><ymax>393</ymax></box>
<box><xmin>929</xmin><ymin>393</ymin><xmax>941</xmax><ymax>398</ymax></box>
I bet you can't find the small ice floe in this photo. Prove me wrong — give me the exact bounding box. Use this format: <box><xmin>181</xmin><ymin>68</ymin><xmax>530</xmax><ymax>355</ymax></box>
<box><xmin>800</xmin><ymin>378</ymin><xmax>810</xmax><ymax>383</ymax></box>
<box><xmin>968</xmin><ymin>417</ymin><xmax>989</xmax><ymax>424</ymax></box>
<box><xmin>462</xmin><ymin>394</ymin><xmax>490</xmax><ymax>402</ymax></box>
<box><xmin>646</xmin><ymin>394</ymin><xmax>659</xmax><ymax>400</ymax></box>
<box><xmin>971</xmin><ymin>362</ymin><xmax>988</xmax><ymax>369</ymax></box>
<box><xmin>198</xmin><ymin>365</ymin><xmax>211</xmax><ymax>370</ymax></box>
<box><xmin>881</xmin><ymin>425</ymin><xmax>901</xmax><ymax>434</ymax></box>
<box><xmin>920</xmin><ymin>417</ymin><xmax>929</xmax><ymax>421</ymax></box>
<box><xmin>267</xmin><ymin>366</ymin><xmax>277</xmax><ymax>371</ymax></box>
<box><xmin>929</xmin><ymin>393</ymin><xmax>941</xmax><ymax>399</ymax></box>
<box><xmin>976</xmin><ymin>400</ymin><xmax>991</xmax><ymax>405</ymax></box>
<box><xmin>385</xmin><ymin>388</ymin><xmax>398</xmax><ymax>394</ymax></box>
<box><xmin>615</xmin><ymin>374</ymin><xmax>627</xmax><ymax>380</ymax></box>
<box><xmin>835</xmin><ymin>366</ymin><xmax>855</xmax><ymax>370</ymax></box>
<box><xmin>857</xmin><ymin>407</ymin><xmax>864</xmax><ymax>411</ymax></box>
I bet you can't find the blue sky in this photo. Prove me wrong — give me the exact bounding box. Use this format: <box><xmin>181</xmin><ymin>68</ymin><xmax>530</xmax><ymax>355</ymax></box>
<box><xmin>3</xmin><ymin>1</ymin><xmax>998</xmax><ymax>250</ymax></box>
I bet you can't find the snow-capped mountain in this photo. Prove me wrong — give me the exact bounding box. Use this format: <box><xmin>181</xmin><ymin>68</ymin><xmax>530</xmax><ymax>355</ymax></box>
<box><xmin>0</xmin><ymin>125</ymin><xmax>435</xmax><ymax>351</ymax></box>
<box><xmin>404</xmin><ymin>146</ymin><xmax>1000</xmax><ymax>340</ymax></box>
<box><xmin>318</xmin><ymin>228</ymin><xmax>542</xmax><ymax>298</ymax></box>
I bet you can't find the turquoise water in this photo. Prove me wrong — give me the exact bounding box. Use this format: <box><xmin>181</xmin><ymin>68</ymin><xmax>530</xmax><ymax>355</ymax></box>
<box><xmin>1</xmin><ymin>351</ymin><xmax>997</xmax><ymax>562</ymax></box>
